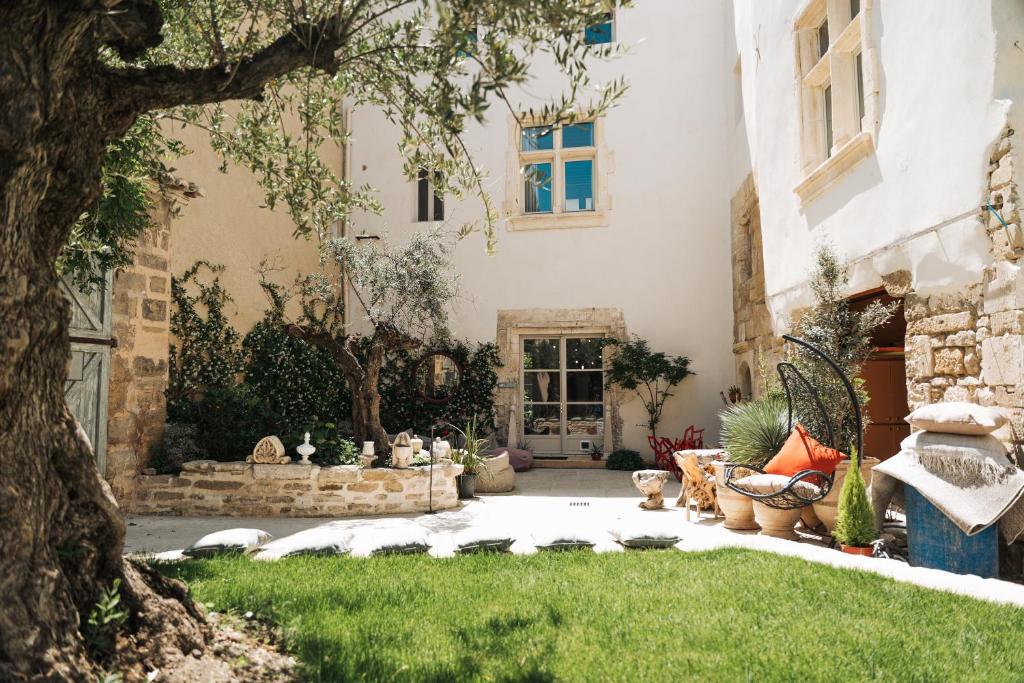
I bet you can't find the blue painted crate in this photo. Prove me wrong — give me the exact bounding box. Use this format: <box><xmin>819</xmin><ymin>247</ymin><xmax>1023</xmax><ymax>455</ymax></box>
<box><xmin>905</xmin><ymin>485</ymin><xmax>998</xmax><ymax>578</ymax></box>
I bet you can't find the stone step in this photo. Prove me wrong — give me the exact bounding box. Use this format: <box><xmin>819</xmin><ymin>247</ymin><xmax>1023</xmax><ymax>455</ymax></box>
<box><xmin>532</xmin><ymin>458</ymin><xmax>607</xmax><ymax>470</ymax></box>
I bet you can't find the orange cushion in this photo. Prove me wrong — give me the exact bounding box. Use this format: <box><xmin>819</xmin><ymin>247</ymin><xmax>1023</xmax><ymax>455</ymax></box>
<box><xmin>763</xmin><ymin>424</ymin><xmax>845</xmax><ymax>477</ymax></box>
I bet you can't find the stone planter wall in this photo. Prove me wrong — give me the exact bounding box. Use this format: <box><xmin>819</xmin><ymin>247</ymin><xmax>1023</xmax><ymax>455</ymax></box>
<box><xmin>127</xmin><ymin>460</ymin><xmax>464</xmax><ymax>517</ymax></box>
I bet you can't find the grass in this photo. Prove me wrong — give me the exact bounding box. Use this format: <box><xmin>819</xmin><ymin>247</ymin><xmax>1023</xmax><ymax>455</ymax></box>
<box><xmin>160</xmin><ymin>549</ymin><xmax>1024</xmax><ymax>682</ymax></box>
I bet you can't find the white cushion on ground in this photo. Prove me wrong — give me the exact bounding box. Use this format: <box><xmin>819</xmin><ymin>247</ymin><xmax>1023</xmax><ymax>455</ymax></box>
<box><xmin>182</xmin><ymin>528</ymin><xmax>271</xmax><ymax>558</ymax></box>
<box><xmin>349</xmin><ymin>526</ymin><xmax>431</xmax><ymax>556</ymax></box>
<box><xmin>906</xmin><ymin>402</ymin><xmax>1008</xmax><ymax>435</ymax></box>
<box><xmin>531</xmin><ymin>528</ymin><xmax>599</xmax><ymax>551</ymax></box>
<box><xmin>453</xmin><ymin>526</ymin><xmax>515</xmax><ymax>554</ymax></box>
<box><xmin>733</xmin><ymin>473</ymin><xmax>821</xmax><ymax>498</ymax></box>
<box><xmin>252</xmin><ymin>528</ymin><xmax>353</xmax><ymax>561</ymax></box>
<box><xmin>611</xmin><ymin>519</ymin><xmax>682</xmax><ymax>548</ymax></box>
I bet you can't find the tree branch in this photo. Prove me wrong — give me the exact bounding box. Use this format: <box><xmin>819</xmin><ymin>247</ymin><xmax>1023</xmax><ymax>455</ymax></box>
<box><xmin>108</xmin><ymin>13</ymin><xmax>348</xmax><ymax>113</ymax></box>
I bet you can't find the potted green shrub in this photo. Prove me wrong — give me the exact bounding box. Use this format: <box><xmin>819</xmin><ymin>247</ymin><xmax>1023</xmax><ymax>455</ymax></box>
<box><xmin>605</xmin><ymin>449</ymin><xmax>645</xmax><ymax>471</ymax></box>
<box><xmin>451</xmin><ymin>417</ymin><xmax>489</xmax><ymax>499</ymax></box>
<box><xmin>589</xmin><ymin>441</ymin><xmax>604</xmax><ymax>462</ymax></box>
<box><xmin>832</xmin><ymin>448</ymin><xmax>876</xmax><ymax>556</ymax></box>
<box><xmin>716</xmin><ymin>395</ymin><xmax>789</xmax><ymax>530</ymax></box>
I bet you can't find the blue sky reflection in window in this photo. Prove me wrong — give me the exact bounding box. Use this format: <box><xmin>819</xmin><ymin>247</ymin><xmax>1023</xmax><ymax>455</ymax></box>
<box><xmin>524</xmin><ymin>163</ymin><xmax>552</xmax><ymax>213</ymax></box>
<box><xmin>585</xmin><ymin>14</ymin><xmax>613</xmax><ymax>45</ymax></box>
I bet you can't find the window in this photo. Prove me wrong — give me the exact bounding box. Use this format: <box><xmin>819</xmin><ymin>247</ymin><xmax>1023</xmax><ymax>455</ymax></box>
<box><xmin>585</xmin><ymin>13</ymin><xmax>614</xmax><ymax>45</ymax></box>
<box><xmin>416</xmin><ymin>169</ymin><xmax>444</xmax><ymax>222</ymax></box>
<box><xmin>794</xmin><ymin>0</ymin><xmax>877</xmax><ymax>202</ymax></box>
<box><xmin>518</xmin><ymin>121</ymin><xmax>596</xmax><ymax>217</ymax></box>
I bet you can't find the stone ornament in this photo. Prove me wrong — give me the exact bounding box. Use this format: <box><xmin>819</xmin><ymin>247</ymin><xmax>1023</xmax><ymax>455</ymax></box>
<box><xmin>632</xmin><ymin>469</ymin><xmax>670</xmax><ymax>510</ymax></box>
<box><xmin>247</xmin><ymin>435</ymin><xmax>290</xmax><ymax>464</ymax></box>
<box><xmin>360</xmin><ymin>441</ymin><xmax>376</xmax><ymax>468</ymax></box>
<box><xmin>392</xmin><ymin>432</ymin><xmax>413</xmax><ymax>469</ymax></box>
<box><xmin>296</xmin><ymin>432</ymin><xmax>316</xmax><ymax>465</ymax></box>
<box><xmin>431</xmin><ymin>439</ymin><xmax>452</xmax><ymax>462</ymax></box>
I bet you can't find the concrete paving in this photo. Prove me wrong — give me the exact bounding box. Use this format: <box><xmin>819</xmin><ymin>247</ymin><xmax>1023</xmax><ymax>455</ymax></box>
<box><xmin>126</xmin><ymin>468</ymin><xmax>1024</xmax><ymax>609</ymax></box>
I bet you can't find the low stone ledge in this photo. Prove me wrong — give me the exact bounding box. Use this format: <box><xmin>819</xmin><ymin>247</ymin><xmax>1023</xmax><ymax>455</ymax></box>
<box><xmin>125</xmin><ymin>461</ymin><xmax>464</xmax><ymax>517</ymax></box>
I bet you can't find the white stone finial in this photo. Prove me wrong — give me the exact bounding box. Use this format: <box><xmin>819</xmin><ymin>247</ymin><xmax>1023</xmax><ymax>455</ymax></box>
<box><xmin>296</xmin><ymin>432</ymin><xmax>316</xmax><ymax>465</ymax></box>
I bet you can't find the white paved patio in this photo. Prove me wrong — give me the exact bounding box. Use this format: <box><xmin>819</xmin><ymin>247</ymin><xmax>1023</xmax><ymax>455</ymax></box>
<box><xmin>126</xmin><ymin>468</ymin><xmax>1024</xmax><ymax>609</ymax></box>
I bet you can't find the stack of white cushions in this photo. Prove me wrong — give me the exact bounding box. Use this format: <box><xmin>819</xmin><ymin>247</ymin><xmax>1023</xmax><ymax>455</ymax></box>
<box><xmin>905</xmin><ymin>402</ymin><xmax>1007</xmax><ymax>436</ymax></box>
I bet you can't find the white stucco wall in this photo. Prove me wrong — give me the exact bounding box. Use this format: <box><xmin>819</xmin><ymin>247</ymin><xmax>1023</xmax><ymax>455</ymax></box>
<box><xmin>346</xmin><ymin>1</ymin><xmax>737</xmax><ymax>452</ymax></box>
<box><xmin>733</xmin><ymin>0</ymin><xmax>1013</xmax><ymax>326</ymax></box>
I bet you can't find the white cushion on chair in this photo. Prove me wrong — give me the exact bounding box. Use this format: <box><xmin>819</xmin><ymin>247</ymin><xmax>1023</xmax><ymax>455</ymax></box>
<box><xmin>733</xmin><ymin>473</ymin><xmax>821</xmax><ymax>498</ymax></box>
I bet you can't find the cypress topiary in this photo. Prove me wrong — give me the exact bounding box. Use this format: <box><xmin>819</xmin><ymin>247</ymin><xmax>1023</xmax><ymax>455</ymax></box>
<box><xmin>832</xmin><ymin>447</ymin><xmax>877</xmax><ymax>548</ymax></box>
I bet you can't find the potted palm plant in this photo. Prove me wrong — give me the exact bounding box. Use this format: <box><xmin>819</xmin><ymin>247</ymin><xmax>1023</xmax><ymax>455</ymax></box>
<box><xmin>832</xmin><ymin>448</ymin><xmax>876</xmax><ymax>556</ymax></box>
<box><xmin>716</xmin><ymin>395</ymin><xmax>789</xmax><ymax>530</ymax></box>
<box><xmin>589</xmin><ymin>440</ymin><xmax>604</xmax><ymax>462</ymax></box>
<box><xmin>451</xmin><ymin>416</ymin><xmax>489</xmax><ymax>499</ymax></box>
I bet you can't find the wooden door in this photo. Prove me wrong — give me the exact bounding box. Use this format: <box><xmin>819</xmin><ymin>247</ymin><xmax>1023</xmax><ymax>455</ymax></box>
<box><xmin>861</xmin><ymin>355</ymin><xmax>909</xmax><ymax>461</ymax></box>
<box><xmin>62</xmin><ymin>275</ymin><xmax>113</xmax><ymax>475</ymax></box>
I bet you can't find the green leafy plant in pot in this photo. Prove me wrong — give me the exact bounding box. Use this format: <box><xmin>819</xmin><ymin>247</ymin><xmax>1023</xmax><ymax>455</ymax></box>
<box><xmin>451</xmin><ymin>416</ymin><xmax>490</xmax><ymax>499</ymax></box>
<box><xmin>719</xmin><ymin>394</ymin><xmax>789</xmax><ymax>469</ymax></box>
<box><xmin>832</xmin><ymin>447</ymin><xmax>877</xmax><ymax>556</ymax></box>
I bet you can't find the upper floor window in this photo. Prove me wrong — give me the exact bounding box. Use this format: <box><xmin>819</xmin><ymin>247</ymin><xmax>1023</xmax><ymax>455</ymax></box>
<box><xmin>585</xmin><ymin>13</ymin><xmax>614</xmax><ymax>45</ymax></box>
<box><xmin>416</xmin><ymin>169</ymin><xmax>444</xmax><ymax>222</ymax></box>
<box><xmin>520</xmin><ymin>122</ymin><xmax>596</xmax><ymax>216</ymax></box>
<box><xmin>793</xmin><ymin>0</ymin><xmax>879</xmax><ymax>202</ymax></box>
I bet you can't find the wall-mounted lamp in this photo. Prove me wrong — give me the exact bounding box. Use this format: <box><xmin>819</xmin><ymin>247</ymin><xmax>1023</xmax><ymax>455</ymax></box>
<box><xmin>354</xmin><ymin>229</ymin><xmax>381</xmax><ymax>242</ymax></box>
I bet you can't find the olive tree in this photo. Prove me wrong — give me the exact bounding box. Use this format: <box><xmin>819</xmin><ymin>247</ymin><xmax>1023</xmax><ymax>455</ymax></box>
<box><xmin>0</xmin><ymin>1</ymin><xmax>627</xmax><ymax>678</ymax></box>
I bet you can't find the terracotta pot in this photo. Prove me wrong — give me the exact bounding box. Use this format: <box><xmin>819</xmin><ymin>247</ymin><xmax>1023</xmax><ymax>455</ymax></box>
<box><xmin>840</xmin><ymin>544</ymin><xmax>874</xmax><ymax>556</ymax></box>
<box><xmin>752</xmin><ymin>502</ymin><xmax>803</xmax><ymax>539</ymax></box>
<box><xmin>812</xmin><ymin>457</ymin><xmax>879</xmax><ymax>532</ymax></box>
<box><xmin>712</xmin><ymin>461</ymin><xmax>759</xmax><ymax>530</ymax></box>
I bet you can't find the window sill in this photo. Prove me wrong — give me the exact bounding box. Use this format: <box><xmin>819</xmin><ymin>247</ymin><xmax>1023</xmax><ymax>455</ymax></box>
<box><xmin>794</xmin><ymin>131</ymin><xmax>874</xmax><ymax>204</ymax></box>
<box><xmin>507</xmin><ymin>211</ymin><xmax>609</xmax><ymax>232</ymax></box>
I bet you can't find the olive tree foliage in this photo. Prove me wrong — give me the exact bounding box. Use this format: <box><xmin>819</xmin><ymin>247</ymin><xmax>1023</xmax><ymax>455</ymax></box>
<box><xmin>264</xmin><ymin>229</ymin><xmax>458</xmax><ymax>456</ymax></box>
<box><xmin>96</xmin><ymin>0</ymin><xmax>629</xmax><ymax>270</ymax></box>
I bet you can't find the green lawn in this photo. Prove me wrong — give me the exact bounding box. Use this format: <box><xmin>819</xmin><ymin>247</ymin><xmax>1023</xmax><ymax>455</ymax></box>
<box><xmin>161</xmin><ymin>549</ymin><xmax>1024</xmax><ymax>682</ymax></box>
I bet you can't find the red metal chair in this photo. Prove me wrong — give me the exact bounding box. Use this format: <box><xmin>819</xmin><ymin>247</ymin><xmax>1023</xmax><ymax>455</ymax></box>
<box><xmin>649</xmin><ymin>426</ymin><xmax>705</xmax><ymax>481</ymax></box>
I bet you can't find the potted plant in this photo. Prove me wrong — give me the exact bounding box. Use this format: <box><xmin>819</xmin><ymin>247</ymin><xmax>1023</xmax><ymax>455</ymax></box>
<box><xmin>832</xmin><ymin>448</ymin><xmax>876</xmax><ymax>556</ymax></box>
<box><xmin>716</xmin><ymin>395</ymin><xmax>789</xmax><ymax>530</ymax></box>
<box><xmin>451</xmin><ymin>416</ymin><xmax>489</xmax><ymax>499</ymax></box>
<box><xmin>727</xmin><ymin>385</ymin><xmax>742</xmax><ymax>403</ymax></box>
<box><xmin>589</xmin><ymin>441</ymin><xmax>604</xmax><ymax>462</ymax></box>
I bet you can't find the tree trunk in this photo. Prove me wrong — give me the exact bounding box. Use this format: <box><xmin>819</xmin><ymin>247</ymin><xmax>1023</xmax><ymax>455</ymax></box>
<box><xmin>0</xmin><ymin>6</ymin><xmax>208</xmax><ymax>679</ymax></box>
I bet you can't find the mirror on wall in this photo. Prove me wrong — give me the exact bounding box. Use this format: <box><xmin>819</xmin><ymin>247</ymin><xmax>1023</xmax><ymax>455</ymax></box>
<box><xmin>414</xmin><ymin>352</ymin><xmax>462</xmax><ymax>402</ymax></box>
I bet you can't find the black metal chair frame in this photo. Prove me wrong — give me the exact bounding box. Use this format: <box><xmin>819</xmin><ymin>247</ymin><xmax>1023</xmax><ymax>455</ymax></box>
<box><xmin>724</xmin><ymin>334</ymin><xmax>863</xmax><ymax>511</ymax></box>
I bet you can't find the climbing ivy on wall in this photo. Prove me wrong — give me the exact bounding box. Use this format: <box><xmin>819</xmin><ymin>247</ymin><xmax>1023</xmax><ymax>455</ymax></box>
<box><xmin>167</xmin><ymin>261</ymin><xmax>244</xmax><ymax>422</ymax></box>
<box><xmin>380</xmin><ymin>341</ymin><xmax>501</xmax><ymax>436</ymax></box>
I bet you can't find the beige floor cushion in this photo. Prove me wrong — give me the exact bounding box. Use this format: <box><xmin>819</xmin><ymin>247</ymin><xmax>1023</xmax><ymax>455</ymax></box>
<box><xmin>733</xmin><ymin>473</ymin><xmax>821</xmax><ymax>499</ymax></box>
<box><xmin>906</xmin><ymin>402</ymin><xmax>1008</xmax><ymax>435</ymax></box>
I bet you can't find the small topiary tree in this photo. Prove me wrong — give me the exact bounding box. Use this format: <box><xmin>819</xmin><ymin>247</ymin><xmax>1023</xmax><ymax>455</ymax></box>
<box><xmin>600</xmin><ymin>336</ymin><xmax>694</xmax><ymax>441</ymax></box>
<box><xmin>832</xmin><ymin>447</ymin><xmax>877</xmax><ymax>549</ymax></box>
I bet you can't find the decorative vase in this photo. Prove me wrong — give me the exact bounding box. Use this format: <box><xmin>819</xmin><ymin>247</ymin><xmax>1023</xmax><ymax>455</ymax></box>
<box><xmin>360</xmin><ymin>441</ymin><xmax>376</xmax><ymax>468</ymax></box>
<box><xmin>812</xmin><ymin>456</ymin><xmax>879</xmax><ymax>532</ymax></box>
<box><xmin>751</xmin><ymin>501</ymin><xmax>802</xmax><ymax>540</ymax></box>
<box><xmin>296</xmin><ymin>432</ymin><xmax>316</xmax><ymax>465</ymax></box>
<box><xmin>456</xmin><ymin>473</ymin><xmax>477</xmax><ymax>499</ymax></box>
<box><xmin>712</xmin><ymin>460</ymin><xmax>759</xmax><ymax>530</ymax></box>
<box><xmin>840</xmin><ymin>544</ymin><xmax>874</xmax><ymax>556</ymax></box>
<box><xmin>410</xmin><ymin>435</ymin><xmax>424</xmax><ymax>457</ymax></box>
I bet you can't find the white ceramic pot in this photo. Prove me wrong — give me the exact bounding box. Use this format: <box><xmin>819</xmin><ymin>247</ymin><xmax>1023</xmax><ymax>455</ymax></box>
<box><xmin>752</xmin><ymin>501</ymin><xmax>803</xmax><ymax>540</ymax></box>
<box><xmin>712</xmin><ymin>461</ymin><xmax>759</xmax><ymax>531</ymax></box>
<box><xmin>812</xmin><ymin>457</ymin><xmax>879</xmax><ymax>532</ymax></box>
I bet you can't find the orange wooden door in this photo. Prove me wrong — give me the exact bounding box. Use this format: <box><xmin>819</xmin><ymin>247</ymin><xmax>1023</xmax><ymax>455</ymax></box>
<box><xmin>861</xmin><ymin>356</ymin><xmax>910</xmax><ymax>461</ymax></box>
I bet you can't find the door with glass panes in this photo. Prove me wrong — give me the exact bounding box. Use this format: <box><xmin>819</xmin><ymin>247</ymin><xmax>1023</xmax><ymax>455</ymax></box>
<box><xmin>522</xmin><ymin>337</ymin><xmax>604</xmax><ymax>456</ymax></box>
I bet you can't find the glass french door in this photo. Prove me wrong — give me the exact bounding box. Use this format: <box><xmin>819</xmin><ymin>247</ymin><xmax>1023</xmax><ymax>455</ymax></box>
<box><xmin>522</xmin><ymin>336</ymin><xmax>605</xmax><ymax>455</ymax></box>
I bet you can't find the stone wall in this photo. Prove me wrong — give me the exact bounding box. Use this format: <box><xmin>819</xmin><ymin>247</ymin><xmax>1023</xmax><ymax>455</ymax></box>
<box><xmin>903</xmin><ymin>127</ymin><xmax>1023</xmax><ymax>456</ymax></box>
<box><xmin>127</xmin><ymin>461</ymin><xmax>464</xmax><ymax>517</ymax></box>
<box><xmin>730</xmin><ymin>174</ymin><xmax>783</xmax><ymax>398</ymax></box>
<box><xmin>105</xmin><ymin>194</ymin><xmax>178</xmax><ymax>499</ymax></box>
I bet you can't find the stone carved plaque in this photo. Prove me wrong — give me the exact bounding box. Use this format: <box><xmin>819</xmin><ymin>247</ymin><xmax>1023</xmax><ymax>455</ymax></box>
<box><xmin>247</xmin><ymin>435</ymin><xmax>290</xmax><ymax>464</ymax></box>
